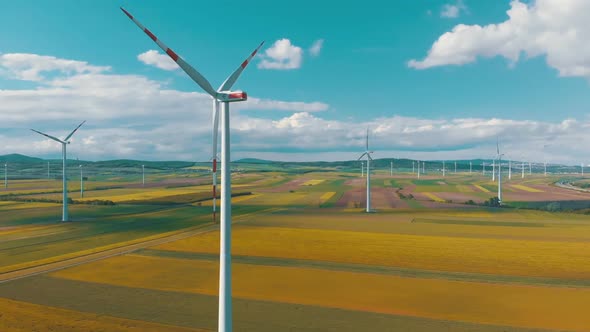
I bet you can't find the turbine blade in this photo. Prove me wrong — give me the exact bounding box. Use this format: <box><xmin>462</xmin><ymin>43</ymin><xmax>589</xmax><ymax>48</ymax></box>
<box><xmin>30</xmin><ymin>129</ymin><xmax>65</xmax><ymax>144</ymax></box>
<box><xmin>357</xmin><ymin>152</ymin><xmax>367</xmax><ymax>161</ymax></box>
<box><xmin>64</xmin><ymin>120</ymin><xmax>86</xmax><ymax>141</ymax></box>
<box><xmin>120</xmin><ymin>7</ymin><xmax>217</xmax><ymax>97</ymax></box>
<box><xmin>366</xmin><ymin>128</ymin><xmax>369</xmax><ymax>151</ymax></box>
<box><xmin>218</xmin><ymin>41</ymin><xmax>265</xmax><ymax>92</ymax></box>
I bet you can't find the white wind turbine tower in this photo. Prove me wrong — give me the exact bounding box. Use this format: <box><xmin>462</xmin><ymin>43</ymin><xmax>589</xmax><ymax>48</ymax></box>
<box><xmin>529</xmin><ymin>161</ymin><xmax>532</xmax><ymax>175</ymax></box>
<box><xmin>442</xmin><ymin>160</ymin><xmax>446</xmax><ymax>177</ymax></box>
<box><xmin>417</xmin><ymin>160</ymin><xmax>421</xmax><ymax>178</ymax></box>
<box><xmin>508</xmin><ymin>160</ymin><xmax>512</xmax><ymax>180</ymax></box>
<box><xmin>121</xmin><ymin>8</ymin><xmax>263</xmax><ymax>332</ymax></box>
<box><xmin>361</xmin><ymin>162</ymin><xmax>364</xmax><ymax>177</ymax></box>
<box><xmin>492</xmin><ymin>159</ymin><xmax>496</xmax><ymax>182</ymax></box>
<box><xmin>4</xmin><ymin>163</ymin><xmax>7</xmax><ymax>189</ymax></box>
<box><xmin>412</xmin><ymin>161</ymin><xmax>415</xmax><ymax>174</ymax></box>
<box><xmin>454</xmin><ymin>161</ymin><xmax>457</xmax><ymax>173</ymax></box>
<box><xmin>31</xmin><ymin>121</ymin><xmax>85</xmax><ymax>222</ymax></box>
<box><xmin>357</xmin><ymin>128</ymin><xmax>374</xmax><ymax>213</ymax></box>
<box><xmin>422</xmin><ymin>161</ymin><xmax>425</xmax><ymax>174</ymax></box>
<box><xmin>390</xmin><ymin>161</ymin><xmax>393</xmax><ymax>176</ymax></box>
<box><xmin>79</xmin><ymin>165</ymin><xmax>84</xmax><ymax>198</ymax></box>
<box><xmin>482</xmin><ymin>162</ymin><xmax>485</xmax><ymax>175</ymax></box>
<box><xmin>469</xmin><ymin>161</ymin><xmax>472</xmax><ymax>174</ymax></box>
<box><xmin>496</xmin><ymin>140</ymin><xmax>504</xmax><ymax>204</ymax></box>
<box><xmin>522</xmin><ymin>160</ymin><xmax>525</xmax><ymax>178</ymax></box>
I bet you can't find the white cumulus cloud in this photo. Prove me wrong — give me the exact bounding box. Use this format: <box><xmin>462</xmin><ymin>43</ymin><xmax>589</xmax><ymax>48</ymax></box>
<box><xmin>309</xmin><ymin>39</ymin><xmax>324</xmax><ymax>57</ymax></box>
<box><xmin>137</xmin><ymin>50</ymin><xmax>179</xmax><ymax>71</ymax></box>
<box><xmin>0</xmin><ymin>53</ymin><xmax>109</xmax><ymax>82</ymax></box>
<box><xmin>441</xmin><ymin>0</ymin><xmax>467</xmax><ymax>18</ymax></box>
<box><xmin>258</xmin><ymin>39</ymin><xmax>303</xmax><ymax>70</ymax></box>
<box><xmin>409</xmin><ymin>0</ymin><xmax>590</xmax><ymax>80</ymax></box>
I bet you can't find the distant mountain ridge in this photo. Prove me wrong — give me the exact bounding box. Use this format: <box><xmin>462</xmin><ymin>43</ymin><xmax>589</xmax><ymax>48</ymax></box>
<box><xmin>0</xmin><ymin>154</ymin><xmax>572</xmax><ymax>168</ymax></box>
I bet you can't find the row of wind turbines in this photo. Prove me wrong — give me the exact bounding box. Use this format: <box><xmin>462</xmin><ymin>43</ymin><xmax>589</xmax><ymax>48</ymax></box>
<box><xmin>357</xmin><ymin>134</ymin><xmax>586</xmax><ymax>211</ymax></box>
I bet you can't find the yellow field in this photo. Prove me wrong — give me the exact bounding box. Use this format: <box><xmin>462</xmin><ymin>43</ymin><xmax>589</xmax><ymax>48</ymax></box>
<box><xmin>301</xmin><ymin>179</ymin><xmax>325</xmax><ymax>186</ymax></box>
<box><xmin>422</xmin><ymin>192</ymin><xmax>445</xmax><ymax>202</ymax></box>
<box><xmin>0</xmin><ymin>297</ymin><xmax>205</xmax><ymax>332</ymax></box>
<box><xmin>473</xmin><ymin>184</ymin><xmax>490</xmax><ymax>193</ymax></box>
<box><xmin>511</xmin><ymin>184</ymin><xmax>544</xmax><ymax>193</ymax></box>
<box><xmin>456</xmin><ymin>185</ymin><xmax>474</xmax><ymax>192</ymax></box>
<box><xmin>0</xmin><ymin>201</ymin><xmax>61</xmax><ymax>210</ymax></box>
<box><xmin>156</xmin><ymin>225</ymin><xmax>590</xmax><ymax>279</ymax></box>
<box><xmin>199</xmin><ymin>194</ymin><xmax>261</xmax><ymax>206</ymax></box>
<box><xmin>51</xmin><ymin>254</ymin><xmax>590</xmax><ymax>332</ymax></box>
<box><xmin>76</xmin><ymin>186</ymin><xmax>208</xmax><ymax>202</ymax></box>
<box><xmin>320</xmin><ymin>192</ymin><xmax>336</xmax><ymax>203</ymax></box>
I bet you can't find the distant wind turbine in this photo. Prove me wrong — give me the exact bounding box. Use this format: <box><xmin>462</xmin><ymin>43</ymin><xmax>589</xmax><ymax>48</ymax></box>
<box><xmin>357</xmin><ymin>128</ymin><xmax>373</xmax><ymax>213</ymax></box>
<box><xmin>31</xmin><ymin>121</ymin><xmax>86</xmax><ymax>221</ymax></box>
<box><xmin>390</xmin><ymin>161</ymin><xmax>393</xmax><ymax>176</ymax></box>
<box><xmin>79</xmin><ymin>165</ymin><xmax>84</xmax><ymax>198</ymax></box>
<box><xmin>469</xmin><ymin>161</ymin><xmax>472</xmax><ymax>174</ymax></box>
<box><xmin>422</xmin><ymin>161</ymin><xmax>425</xmax><ymax>174</ymax></box>
<box><xmin>497</xmin><ymin>140</ymin><xmax>504</xmax><ymax>204</ymax></box>
<box><xmin>417</xmin><ymin>160</ymin><xmax>421</xmax><ymax>179</ymax></box>
<box><xmin>521</xmin><ymin>161</ymin><xmax>525</xmax><ymax>178</ymax></box>
<box><xmin>442</xmin><ymin>160</ymin><xmax>446</xmax><ymax>177</ymax></box>
<box><xmin>4</xmin><ymin>163</ymin><xmax>7</xmax><ymax>189</ymax></box>
<box><xmin>508</xmin><ymin>160</ymin><xmax>512</xmax><ymax>180</ymax></box>
<box><xmin>492</xmin><ymin>159</ymin><xmax>496</xmax><ymax>182</ymax></box>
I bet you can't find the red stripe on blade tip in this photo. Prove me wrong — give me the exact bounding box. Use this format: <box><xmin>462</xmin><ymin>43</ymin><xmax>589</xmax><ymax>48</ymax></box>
<box><xmin>144</xmin><ymin>29</ymin><xmax>157</xmax><ymax>42</ymax></box>
<box><xmin>166</xmin><ymin>48</ymin><xmax>179</xmax><ymax>61</ymax></box>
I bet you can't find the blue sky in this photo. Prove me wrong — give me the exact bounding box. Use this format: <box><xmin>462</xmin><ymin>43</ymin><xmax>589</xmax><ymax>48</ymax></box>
<box><xmin>1</xmin><ymin>0</ymin><xmax>590</xmax><ymax>163</ymax></box>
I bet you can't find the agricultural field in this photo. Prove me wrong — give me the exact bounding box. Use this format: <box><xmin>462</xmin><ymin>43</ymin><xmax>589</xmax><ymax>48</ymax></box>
<box><xmin>1</xmin><ymin>164</ymin><xmax>590</xmax><ymax>331</ymax></box>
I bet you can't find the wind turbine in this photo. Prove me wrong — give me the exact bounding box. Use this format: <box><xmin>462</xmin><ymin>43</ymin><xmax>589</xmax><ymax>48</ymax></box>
<box><xmin>390</xmin><ymin>161</ymin><xmax>393</xmax><ymax>176</ymax></box>
<box><xmin>142</xmin><ymin>164</ymin><xmax>145</xmax><ymax>187</ymax></box>
<box><xmin>482</xmin><ymin>162</ymin><xmax>485</xmax><ymax>175</ymax></box>
<box><xmin>496</xmin><ymin>140</ymin><xmax>504</xmax><ymax>204</ymax></box>
<box><xmin>469</xmin><ymin>161</ymin><xmax>472</xmax><ymax>174</ymax></box>
<box><xmin>422</xmin><ymin>161</ymin><xmax>425</xmax><ymax>174</ymax></box>
<box><xmin>358</xmin><ymin>128</ymin><xmax>373</xmax><ymax>212</ymax></box>
<box><xmin>361</xmin><ymin>162</ymin><xmax>364</xmax><ymax>177</ymax></box>
<box><xmin>442</xmin><ymin>160</ymin><xmax>446</xmax><ymax>177</ymax></box>
<box><xmin>31</xmin><ymin>121</ymin><xmax>85</xmax><ymax>222</ymax></box>
<box><xmin>79</xmin><ymin>165</ymin><xmax>84</xmax><ymax>198</ymax></box>
<box><xmin>121</xmin><ymin>8</ymin><xmax>263</xmax><ymax>332</ymax></box>
<box><xmin>521</xmin><ymin>161</ymin><xmax>525</xmax><ymax>178</ymax></box>
<box><xmin>529</xmin><ymin>161</ymin><xmax>532</xmax><ymax>175</ymax></box>
<box><xmin>508</xmin><ymin>160</ymin><xmax>512</xmax><ymax>180</ymax></box>
<box><xmin>412</xmin><ymin>161</ymin><xmax>415</xmax><ymax>174</ymax></box>
<box><xmin>492</xmin><ymin>159</ymin><xmax>496</xmax><ymax>182</ymax></box>
<box><xmin>417</xmin><ymin>160</ymin><xmax>421</xmax><ymax>178</ymax></box>
<box><xmin>454</xmin><ymin>161</ymin><xmax>457</xmax><ymax>173</ymax></box>
<box><xmin>4</xmin><ymin>163</ymin><xmax>7</xmax><ymax>189</ymax></box>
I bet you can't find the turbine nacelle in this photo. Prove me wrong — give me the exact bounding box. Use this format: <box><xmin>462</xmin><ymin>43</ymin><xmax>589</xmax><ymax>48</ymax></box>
<box><xmin>217</xmin><ymin>91</ymin><xmax>247</xmax><ymax>102</ymax></box>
